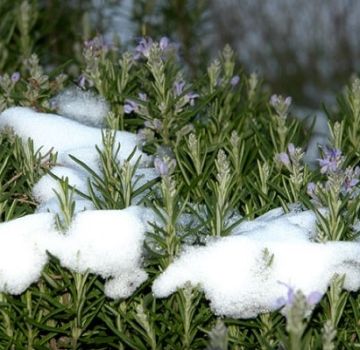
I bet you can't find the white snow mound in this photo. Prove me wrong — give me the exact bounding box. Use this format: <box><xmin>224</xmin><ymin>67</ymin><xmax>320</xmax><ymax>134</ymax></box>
<box><xmin>48</xmin><ymin>206</ymin><xmax>148</xmax><ymax>298</ymax></box>
<box><xmin>0</xmin><ymin>107</ymin><xmax>149</xmax><ymax>166</ymax></box>
<box><xmin>52</xmin><ymin>88</ymin><xmax>109</xmax><ymax>127</ymax></box>
<box><xmin>152</xmin><ymin>209</ymin><xmax>360</xmax><ymax>318</ymax></box>
<box><xmin>0</xmin><ymin>213</ymin><xmax>57</xmax><ymax>294</ymax></box>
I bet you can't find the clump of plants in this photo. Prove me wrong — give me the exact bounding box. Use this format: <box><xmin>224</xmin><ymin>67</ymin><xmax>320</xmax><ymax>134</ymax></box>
<box><xmin>1</xmin><ymin>3</ymin><xmax>360</xmax><ymax>350</ymax></box>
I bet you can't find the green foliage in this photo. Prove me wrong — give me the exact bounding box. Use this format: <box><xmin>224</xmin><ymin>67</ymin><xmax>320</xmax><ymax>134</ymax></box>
<box><xmin>2</xmin><ymin>10</ymin><xmax>360</xmax><ymax>349</ymax></box>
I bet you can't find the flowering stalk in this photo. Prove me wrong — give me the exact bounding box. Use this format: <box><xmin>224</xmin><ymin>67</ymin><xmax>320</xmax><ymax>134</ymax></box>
<box><xmin>270</xmin><ymin>94</ymin><xmax>292</xmax><ymax>152</ymax></box>
<box><xmin>275</xmin><ymin>143</ymin><xmax>309</xmax><ymax>203</ymax></box>
<box><xmin>210</xmin><ymin>150</ymin><xmax>233</xmax><ymax>236</ymax></box>
<box><xmin>308</xmin><ymin>147</ymin><xmax>359</xmax><ymax>241</ymax></box>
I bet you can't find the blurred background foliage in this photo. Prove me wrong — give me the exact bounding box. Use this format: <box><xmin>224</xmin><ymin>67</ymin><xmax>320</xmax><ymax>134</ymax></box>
<box><xmin>2</xmin><ymin>0</ymin><xmax>360</xmax><ymax>108</ymax></box>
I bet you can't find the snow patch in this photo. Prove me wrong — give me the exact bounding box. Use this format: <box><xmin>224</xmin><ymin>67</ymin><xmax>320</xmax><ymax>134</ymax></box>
<box><xmin>52</xmin><ymin>87</ymin><xmax>109</xmax><ymax>127</ymax></box>
<box><xmin>0</xmin><ymin>208</ymin><xmax>148</xmax><ymax>298</ymax></box>
<box><xmin>153</xmin><ymin>209</ymin><xmax>360</xmax><ymax>318</ymax></box>
<box><xmin>48</xmin><ymin>207</ymin><xmax>148</xmax><ymax>298</ymax></box>
<box><xmin>0</xmin><ymin>107</ymin><xmax>149</xmax><ymax>166</ymax></box>
<box><xmin>0</xmin><ymin>213</ymin><xmax>57</xmax><ymax>294</ymax></box>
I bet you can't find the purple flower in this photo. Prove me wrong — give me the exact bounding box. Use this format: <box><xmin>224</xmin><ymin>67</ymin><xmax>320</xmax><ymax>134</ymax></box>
<box><xmin>275</xmin><ymin>283</ymin><xmax>295</xmax><ymax>308</ymax></box>
<box><xmin>276</xmin><ymin>282</ymin><xmax>322</xmax><ymax>308</ymax></box>
<box><xmin>174</xmin><ymin>80</ymin><xmax>186</xmax><ymax>96</ymax></box>
<box><xmin>159</xmin><ymin>36</ymin><xmax>170</xmax><ymax>50</ymax></box>
<box><xmin>306</xmin><ymin>291</ymin><xmax>323</xmax><ymax>305</ymax></box>
<box><xmin>78</xmin><ymin>75</ymin><xmax>87</xmax><ymax>89</ymax></box>
<box><xmin>342</xmin><ymin>166</ymin><xmax>360</xmax><ymax>193</ymax></box>
<box><xmin>284</xmin><ymin>96</ymin><xmax>292</xmax><ymax>107</ymax></box>
<box><xmin>318</xmin><ymin>147</ymin><xmax>343</xmax><ymax>174</ymax></box>
<box><xmin>11</xmin><ymin>72</ymin><xmax>20</xmax><ymax>83</ymax></box>
<box><xmin>185</xmin><ymin>92</ymin><xmax>199</xmax><ymax>106</ymax></box>
<box><xmin>144</xmin><ymin>119</ymin><xmax>162</xmax><ymax>131</ymax></box>
<box><xmin>134</xmin><ymin>37</ymin><xmax>153</xmax><ymax>59</ymax></box>
<box><xmin>138</xmin><ymin>92</ymin><xmax>148</xmax><ymax>101</ymax></box>
<box><xmin>230</xmin><ymin>75</ymin><xmax>240</xmax><ymax>86</ymax></box>
<box><xmin>84</xmin><ymin>36</ymin><xmax>108</xmax><ymax>55</ymax></box>
<box><xmin>270</xmin><ymin>94</ymin><xmax>292</xmax><ymax>116</ymax></box>
<box><xmin>287</xmin><ymin>143</ymin><xmax>296</xmax><ymax>157</ymax></box>
<box><xmin>276</xmin><ymin>152</ymin><xmax>290</xmax><ymax>166</ymax></box>
<box><xmin>154</xmin><ymin>157</ymin><xmax>169</xmax><ymax>176</ymax></box>
<box><xmin>307</xmin><ymin>182</ymin><xmax>317</xmax><ymax>198</ymax></box>
<box><xmin>270</xmin><ymin>94</ymin><xmax>280</xmax><ymax>107</ymax></box>
<box><xmin>124</xmin><ymin>100</ymin><xmax>139</xmax><ymax>114</ymax></box>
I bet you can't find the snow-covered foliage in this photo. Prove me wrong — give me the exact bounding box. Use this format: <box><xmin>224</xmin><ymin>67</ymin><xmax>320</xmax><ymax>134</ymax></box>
<box><xmin>51</xmin><ymin>87</ymin><xmax>109</xmax><ymax>127</ymax></box>
<box><xmin>153</xmin><ymin>208</ymin><xmax>360</xmax><ymax>318</ymax></box>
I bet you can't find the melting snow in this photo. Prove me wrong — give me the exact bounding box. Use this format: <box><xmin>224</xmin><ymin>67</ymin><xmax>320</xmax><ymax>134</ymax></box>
<box><xmin>0</xmin><ymin>106</ymin><xmax>149</xmax><ymax>166</ymax></box>
<box><xmin>153</xmin><ymin>209</ymin><xmax>360</xmax><ymax>318</ymax></box>
<box><xmin>1</xmin><ymin>96</ymin><xmax>360</xmax><ymax>319</ymax></box>
<box><xmin>52</xmin><ymin>87</ymin><xmax>109</xmax><ymax>127</ymax></box>
<box><xmin>0</xmin><ymin>213</ymin><xmax>57</xmax><ymax>294</ymax></box>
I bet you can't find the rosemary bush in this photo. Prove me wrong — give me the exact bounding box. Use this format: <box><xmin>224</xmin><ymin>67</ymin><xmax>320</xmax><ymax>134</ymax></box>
<box><xmin>1</xmin><ymin>2</ymin><xmax>360</xmax><ymax>350</ymax></box>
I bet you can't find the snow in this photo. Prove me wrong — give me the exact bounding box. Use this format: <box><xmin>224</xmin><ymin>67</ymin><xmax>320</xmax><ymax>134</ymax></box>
<box><xmin>48</xmin><ymin>207</ymin><xmax>148</xmax><ymax>298</ymax></box>
<box><xmin>0</xmin><ymin>208</ymin><xmax>148</xmax><ymax>298</ymax></box>
<box><xmin>0</xmin><ymin>107</ymin><xmax>150</xmax><ymax>166</ymax></box>
<box><xmin>1</xmin><ymin>95</ymin><xmax>360</xmax><ymax>319</ymax></box>
<box><xmin>0</xmin><ymin>101</ymin><xmax>152</xmax><ymax>297</ymax></box>
<box><xmin>52</xmin><ymin>88</ymin><xmax>109</xmax><ymax>127</ymax></box>
<box><xmin>32</xmin><ymin>166</ymin><xmax>89</xmax><ymax>203</ymax></box>
<box><xmin>0</xmin><ymin>213</ymin><xmax>57</xmax><ymax>294</ymax></box>
<box><xmin>152</xmin><ymin>209</ymin><xmax>360</xmax><ymax>318</ymax></box>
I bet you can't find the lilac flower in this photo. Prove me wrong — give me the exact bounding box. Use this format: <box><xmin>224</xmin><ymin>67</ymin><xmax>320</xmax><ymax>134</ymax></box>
<box><xmin>270</xmin><ymin>94</ymin><xmax>280</xmax><ymax>107</ymax></box>
<box><xmin>137</xmin><ymin>128</ymin><xmax>154</xmax><ymax>143</ymax></box>
<box><xmin>318</xmin><ymin>147</ymin><xmax>343</xmax><ymax>174</ymax></box>
<box><xmin>144</xmin><ymin>119</ymin><xmax>163</xmax><ymax>131</ymax></box>
<box><xmin>306</xmin><ymin>291</ymin><xmax>323</xmax><ymax>305</ymax></box>
<box><xmin>287</xmin><ymin>143</ymin><xmax>296</xmax><ymax>157</ymax></box>
<box><xmin>230</xmin><ymin>75</ymin><xmax>240</xmax><ymax>86</ymax></box>
<box><xmin>11</xmin><ymin>72</ymin><xmax>20</xmax><ymax>83</ymax></box>
<box><xmin>154</xmin><ymin>157</ymin><xmax>170</xmax><ymax>176</ymax></box>
<box><xmin>342</xmin><ymin>166</ymin><xmax>360</xmax><ymax>194</ymax></box>
<box><xmin>174</xmin><ymin>80</ymin><xmax>186</xmax><ymax>96</ymax></box>
<box><xmin>276</xmin><ymin>152</ymin><xmax>290</xmax><ymax>166</ymax></box>
<box><xmin>270</xmin><ymin>94</ymin><xmax>292</xmax><ymax>116</ymax></box>
<box><xmin>307</xmin><ymin>182</ymin><xmax>317</xmax><ymax>198</ymax></box>
<box><xmin>124</xmin><ymin>100</ymin><xmax>139</xmax><ymax>114</ymax></box>
<box><xmin>138</xmin><ymin>92</ymin><xmax>148</xmax><ymax>101</ymax></box>
<box><xmin>78</xmin><ymin>75</ymin><xmax>87</xmax><ymax>89</ymax></box>
<box><xmin>185</xmin><ymin>92</ymin><xmax>199</xmax><ymax>106</ymax></box>
<box><xmin>84</xmin><ymin>36</ymin><xmax>108</xmax><ymax>56</ymax></box>
<box><xmin>134</xmin><ymin>37</ymin><xmax>153</xmax><ymax>60</ymax></box>
<box><xmin>276</xmin><ymin>282</ymin><xmax>322</xmax><ymax>308</ymax></box>
<box><xmin>159</xmin><ymin>36</ymin><xmax>170</xmax><ymax>50</ymax></box>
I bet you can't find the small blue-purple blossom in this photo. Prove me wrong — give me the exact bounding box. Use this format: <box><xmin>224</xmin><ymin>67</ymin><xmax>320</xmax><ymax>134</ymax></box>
<box><xmin>318</xmin><ymin>147</ymin><xmax>343</xmax><ymax>174</ymax></box>
<box><xmin>11</xmin><ymin>72</ymin><xmax>20</xmax><ymax>83</ymax></box>
<box><xmin>342</xmin><ymin>166</ymin><xmax>360</xmax><ymax>194</ymax></box>
<box><xmin>287</xmin><ymin>143</ymin><xmax>296</xmax><ymax>156</ymax></box>
<box><xmin>159</xmin><ymin>36</ymin><xmax>170</xmax><ymax>50</ymax></box>
<box><xmin>307</xmin><ymin>182</ymin><xmax>317</xmax><ymax>198</ymax></box>
<box><xmin>306</xmin><ymin>291</ymin><xmax>323</xmax><ymax>305</ymax></box>
<box><xmin>124</xmin><ymin>100</ymin><xmax>139</xmax><ymax>114</ymax></box>
<box><xmin>154</xmin><ymin>157</ymin><xmax>169</xmax><ymax>176</ymax></box>
<box><xmin>138</xmin><ymin>92</ymin><xmax>148</xmax><ymax>101</ymax></box>
<box><xmin>174</xmin><ymin>80</ymin><xmax>186</xmax><ymax>96</ymax></box>
<box><xmin>84</xmin><ymin>36</ymin><xmax>109</xmax><ymax>55</ymax></box>
<box><xmin>134</xmin><ymin>37</ymin><xmax>153</xmax><ymax>60</ymax></box>
<box><xmin>144</xmin><ymin>119</ymin><xmax>163</xmax><ymax>131</ymax></box>
<box><xmin>186</xmin><ymin>92</ymin><xmax>199</xmax><ymax>106</ymax></box>
<box><xmin>230</xmin><ymin>75</ymin><xmax>240</xmax><ymax>86</ymax></box>
<box><xmin>270</xmin><ymin>94</ymin><xmax>292</xmax><ymax>116</ymax></box>
<box><xmin>276</xmin><ymin>152</ymin><xmax>290</xmax><ymax>166</ymax></box>
<box><xmin>276</xmin><ymin>282</ymin><xmax>322</xmax><ymax>308</ymax></box>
